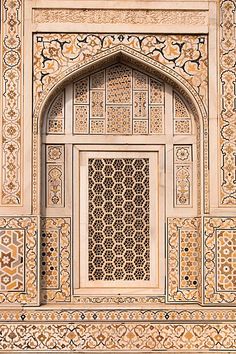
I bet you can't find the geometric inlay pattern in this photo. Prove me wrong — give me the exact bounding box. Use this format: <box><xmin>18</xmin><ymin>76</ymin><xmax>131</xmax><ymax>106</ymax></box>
<box><xmin>217</xmin><ymin>230</ymin><xmax>236</xmax><ymax>291</ymax></box>
<box><xmin>204</xmin><ymin>217</ymin><xmax>236</xmax><ymax>304</ymax></box>
<box><xmin>88</xmin><ymin>158</ymin><xmax>150</xmax><ymax>282</ymax></box>
<box><xmin>41</xmin><ymin>217</ymin><xmax>71</xmax><ymax>303</ymax></box>
<box><xmin>47</xmin><ymin>91</ymin><xmax>65</xmax><ymax>134</ymax></box>
<box><xmin>173</xmin><ymin>93</ymin><xmax>192</xmax><ymax>135</ymax></box>
<box><xmin>73</xmin><ymin>64</ymin><xmax>164</xmax><ymax>135</ymax></box>
<box><xmin>167</xmin><ymin>217</ymin><xmax>200</xmax><ymax>302</ymax></box>
<box><xmin>0</xmin><ymin>217</ymin><xmax>37</xmax><ymax>305</ymax></box>
<box><xmin>0</xmin><ymin>230</ymin><xmax>24</xmax><ymax>291</ymax></box>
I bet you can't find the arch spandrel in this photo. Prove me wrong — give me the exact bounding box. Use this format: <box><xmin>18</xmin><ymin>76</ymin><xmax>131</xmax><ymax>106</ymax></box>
<box><xmin>33</xmin><ymin>43</ymin><xmax>209</xmax><ymax>214</ymax></box>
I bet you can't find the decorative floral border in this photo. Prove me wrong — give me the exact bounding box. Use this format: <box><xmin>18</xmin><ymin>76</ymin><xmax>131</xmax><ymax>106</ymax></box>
<box><xmin>0</xmin><ymin>217</ymin><xmax>38</xmax><ymax>304</ymax></box>
<box><xmin>1</xmin><ymin>0</ymin><xmax>22</xmax><ymax>205</ymax></box>
<box><xmin>219</xmin><ymin>0</ymin><xmax>236</xmax><ymax>206</ymax></box>
<box><xmin>0</xmin><ymin>322</ymin><xmax>235</xmax><ymax>351</ymax></box>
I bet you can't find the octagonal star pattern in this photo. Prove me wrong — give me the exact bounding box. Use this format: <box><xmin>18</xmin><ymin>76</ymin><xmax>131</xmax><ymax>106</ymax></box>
<box><xmin>0</xmin><ymin>229</ymin><xmax>24</xmax><ymax>291</ymax></box>
<box><xmin>88</xmin><ymin>157</ymin><xmax>150</xmax><ymax>281</ymax></box>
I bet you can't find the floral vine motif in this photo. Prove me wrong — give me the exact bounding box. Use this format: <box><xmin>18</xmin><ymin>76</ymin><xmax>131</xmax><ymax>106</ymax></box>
<box><xmin>34</xmin><ymin>33</ymin><xmax>208</xmax><ymax>107</ymax></box>
<box><xmin>1</xmin><ymin>0</ymin><xmax>22</xmax><ymax>204</ymax></box>
<box><xmin>220</xmin><ymin>0</ymin><xmax>236</xmax><ymax>205</ymax></box>
<box><xmin>0</xmin><ymin>322</ymin><xmax>235</xmax><ymax>351</ymax></box>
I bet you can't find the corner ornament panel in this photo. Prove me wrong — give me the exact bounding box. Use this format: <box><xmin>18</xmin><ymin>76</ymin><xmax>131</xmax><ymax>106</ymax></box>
<box><xmin>0</xmin><ymin>217</ymin><xmax>38</xmax><ymax>305</ymax></box>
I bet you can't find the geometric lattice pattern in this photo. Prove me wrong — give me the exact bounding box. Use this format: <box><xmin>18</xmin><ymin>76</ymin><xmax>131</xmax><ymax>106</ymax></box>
<box><xmin>74</xmin><ymin>64</ymin><xmax>164</xmax><ymax>135</ymax></box>
<box><xmin>204</xmin><ymin>217</ymin><xmax>236</xmax><ymax>304</ymax></box>
<box><xmin>41</xmin><ymin>229</ymin><xmax>59</xmax><ymax>289</ymax></box>
<box><xmin>41</xmin><ymin>217</ymin><xmax>71</xmax><ymax>303</ymax></box>
<box><xmin>173</xmin><ymin>92</ymin><xmax>192</xmax><ymax>134</ymax></box>
<box><xmin>167</xmin><ymin>217</ymin><xmax>200</xmax><ymax>302</ymax></box>
<box><xmin>217</xmin><ymin>230</ymin><xmax>236</xmax><ymax>292</ymax></box>
<box><xmin>47</xmin><ymin>91</ymin><xmax>65</xmax><ymax>134</ymax></box>
<box><xmin>180</xmin><ymin>230</ymin><xmax>199</xmax><ymax>289</ymax></box>
<box><xmin>88</xmin><ymin>158</ymin><xmax>150</xmax><ymax>281</ymax></box>
<box><xmin>0</xmin><ymin>230</ymin><xmax>24</xmax><ymax>291</ymax></box>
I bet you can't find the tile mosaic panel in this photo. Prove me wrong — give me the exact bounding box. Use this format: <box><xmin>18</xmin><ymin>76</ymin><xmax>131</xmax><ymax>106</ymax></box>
<box><xmin>0</xmin><ymin>229</ymin><xmax>24</xmax><ymax>291</ymax></box>
<box><xmin>0</xmin><ymin>217</ymin><xmax>37</xmax><ymax>304</ymax></box>
<box><xmin>41</xmin><ymin>217</ymin><xmax>71</xmax><ymax>303</ymax></box>
<box><xmin>167</xmin><ymin>217</ymin><xmax>201</xmax><ymax>302</ymax></box>
<box><xmin>204</xmin><ymin>217</ymin><xmax>236</xmax><ymax>304</ymax></box>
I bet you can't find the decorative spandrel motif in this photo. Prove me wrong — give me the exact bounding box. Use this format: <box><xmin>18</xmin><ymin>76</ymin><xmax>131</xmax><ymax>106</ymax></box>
<box><xmin>0</xmin><ymin>230</ymin><xmax>24</xmax><ymax>291</ymax></box>
<box><xmin>88</xmin><ymin>158</ymin><xmax>150</xmax><ymax>282</ymax></box>
<box><xmin>45</xmin><ymin>145</ymin><xmax>65</xmax><ymax>207</ymax></box>
<box><xmin>174</xmin><ymin>145</ymin><xmax>192</xmax><ymax>206</ymax></box>
<box><xmin>73</xmin><ymin>64</ymin><xmax>164</xmax><ymax>135</ymax></box>
<box><xmin>173</xmin><ymin>93</ymin><xmax>192</xmax><ymax>134</ymax></box>
<box><xmin>47</xmin><ymin>91</ymin><xmax>65</xmax><ymax>134</ymax></box>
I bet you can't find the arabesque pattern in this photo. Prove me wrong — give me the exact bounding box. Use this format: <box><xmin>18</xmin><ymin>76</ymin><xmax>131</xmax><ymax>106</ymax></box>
<box><xmin>220</xmin><ymin>0</ymin><xmax>236</xmax><ymax>205</ymax></box>
<box><xmin>1</xmin><ymin>0</ymin><xmax>22</xmax><ymax>205</ymax></box>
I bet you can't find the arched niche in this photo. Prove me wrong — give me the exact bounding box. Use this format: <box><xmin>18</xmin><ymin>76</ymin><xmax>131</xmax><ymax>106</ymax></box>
<box><xmin>39</xmin><ymin>56</ymin><xmax>203</xmax><ymax>300</ymax></box>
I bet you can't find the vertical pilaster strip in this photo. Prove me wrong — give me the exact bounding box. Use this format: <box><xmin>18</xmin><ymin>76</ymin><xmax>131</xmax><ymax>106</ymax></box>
<box><xmin>1</xmin><ymin>0</ymin><xmax>22</xmax><ymax>205</ymax></box>
<box><xmin>220</xmin><ymin>0</ymin><xmax>236</xmax><ymax>205</ymax></box>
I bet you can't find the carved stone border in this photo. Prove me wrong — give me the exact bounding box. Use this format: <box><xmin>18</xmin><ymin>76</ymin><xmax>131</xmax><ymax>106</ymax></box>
<box><xmin>0</xmin><ymin>322</ymin><xmax>235</xmax><ymax>351</ymax></box>
<box><xmin>0</xmin><ymin>217</ymin><xmax>38</xmax><ymax>305</ymax></box>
